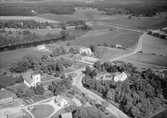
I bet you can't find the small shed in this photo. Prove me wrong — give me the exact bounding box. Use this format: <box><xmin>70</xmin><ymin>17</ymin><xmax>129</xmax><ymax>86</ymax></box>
<box><xmin>61</xmin><ymin>112</ymin><xmax>72</xmax><ymax>118</ymax></box>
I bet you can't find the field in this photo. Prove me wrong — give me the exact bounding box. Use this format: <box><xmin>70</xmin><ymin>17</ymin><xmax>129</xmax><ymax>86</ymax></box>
<box><xmin>0</xmin><ymin>74</ymin><xmax>17</xmax><ymax>86</ymax></box>
<box><xmin>141</xmin><ymin>34</ymin><xmax>167</xmax><ymax>56</ymax></box>
<box><xmin>71</xmin><ymin>29</ymin><xmax>141</xmax><ymax>47</ymax></box>
<box><xmin>37</xmin><ymin>13</ymin><xmax>77</xmax><ymax>22</ymax></box>
<box><xmin>31</xmin><ymin>104</ymin><xmax>54</xmax><ymax>118</ymax></box>
<box><xmin>102</xmin><ymin>15</ymin><xmax>167</xmax><ymax>30</ymax></box>
<box><xmin>0</xmin><ymin>48</ymin><xmax>50</xmax><ymax>69</ymax></box>
<box><xmin>0</xmin><ymin>16</ymin><xmax>59</xmax><ymax>23</ymax></box>
<box><xmin>96</xmin><ymin>46</ymin><xmax>132</xmax><ymax>61</ymax></box>
<box><xmin>121</xmin><ymin>53</ymin><xmax>167</xmax><ymax>68</ymax></box>
<box><xmin>51</xmin><ymin>108</ymin><xmax>66</xmax><ymax>118</ymax></box>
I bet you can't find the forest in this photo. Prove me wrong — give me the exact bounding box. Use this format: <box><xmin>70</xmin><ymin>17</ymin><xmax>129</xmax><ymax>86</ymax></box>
<box><xmin>82</xmin><ymin>61</ymin><xmax>167</xmax><ymax>118</ymax></box>
<box><xmin>0</xmin><ymin>1</ymin><xmax>167</xmax><ymax>17</ymax></box>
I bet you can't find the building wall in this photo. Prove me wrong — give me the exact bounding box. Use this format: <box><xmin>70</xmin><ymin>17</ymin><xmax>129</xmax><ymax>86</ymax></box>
<box><xmin>32</xmin><ymin>74</ymin><xmax>41</xmax><ymax>86</ymax></box>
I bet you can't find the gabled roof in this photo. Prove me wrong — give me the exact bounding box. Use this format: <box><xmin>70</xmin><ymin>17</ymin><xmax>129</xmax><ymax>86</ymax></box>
<box><xmin>56</xmin><ymin>95</ymin><xmax>67</xmax><ymax>104</ymax></box>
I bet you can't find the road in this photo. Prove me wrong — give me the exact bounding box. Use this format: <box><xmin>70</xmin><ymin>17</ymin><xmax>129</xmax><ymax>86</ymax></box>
<box><xmin>96</xmin><ymin>21</ymin><xmax>146</xmax><ymax>33</ymax></box>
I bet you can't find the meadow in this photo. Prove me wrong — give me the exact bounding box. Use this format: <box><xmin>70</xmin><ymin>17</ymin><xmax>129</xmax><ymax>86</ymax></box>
<box><xmin>141</xmin><ymin>34</ymin><xmax>167</xmax><ymax>56</ymax></box>
<box><xmin>71</xmin><ymin>29</ymin><xmax>141</xmax><ymax>47</ymax></box>
<box><xmin>0</xmin><ymin>48</ymin><xmax>50</xmax><ymax>69</ymax></box>
<box><xmin>123</xmin><ymin>53</ymin><xmax>167</xmax><ymax>67</ymax></box>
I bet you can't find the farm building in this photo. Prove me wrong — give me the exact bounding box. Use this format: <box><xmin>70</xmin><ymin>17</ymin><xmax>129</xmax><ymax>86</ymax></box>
<box><xmin>23</xmin><ymin>71</ymin><xmax>41</xmax><ymax>88</ymax></box>
<box><xmin>114</xmin><ymin>72</ymin><xmax>127</xmax><ymax>82</ymax></box>
<box><xmin>55</xmin><ymin>95</ymin><xmax>68</xmax><ymax>107</ymax></box>
<box><xmin>0</xmin><ymin>89</ymin><xmax>15</xmax><ymax>108</ymax></box>
<box><xmin>80</xmin><ymin>48</ymin><xmax>92</xmax><ymax>55</ymax></box>
<box><xmin>61</xmin><ymin>112</ymin><xmax>72</xmax><ymax>118</ymax></box>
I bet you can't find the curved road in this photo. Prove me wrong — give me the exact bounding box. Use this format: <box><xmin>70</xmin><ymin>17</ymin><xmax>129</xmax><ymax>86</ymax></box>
<box><xmin>72</xmin><ymin>31</ymin><xmax>146</xmax><ymax>118</ymax></box>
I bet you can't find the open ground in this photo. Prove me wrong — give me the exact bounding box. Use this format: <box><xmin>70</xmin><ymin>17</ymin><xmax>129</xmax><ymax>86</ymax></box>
<box><xmin>141</xmin><ymin>34</ymin><xmax>167</xmax><ymax>56</ymax></box>
<box><xmin>70</xmin><ymin>29</ymin><xmax>141</xmax><ymax>47</ymax></box>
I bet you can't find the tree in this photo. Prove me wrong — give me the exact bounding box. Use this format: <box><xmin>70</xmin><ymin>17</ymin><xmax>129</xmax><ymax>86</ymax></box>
<box><xmin>52</xmin><ymin>48</ymin><xmax>61</xmax><ymax>57</ymax></box>
<box><xmin>90</xmin><ymin>69</ymin><xmax>98</xmax><ymax>78</ymax></box>
<box><xmin>89</xmin><ymin>45</ymin><xmax>96</xmax><ymax>53</ymax></box>
<box><xmin>16</xmin><ymin>75</ymin><xmax>24</xmax><ymax>83</ymax></box>
<box><xmin>83</xmin><ymin>66</ymin><xmax>92</xmax><ymax>75</ymax></box>
<box><xmin>60</xmin><ymin>30</ymin><xmax>68</xmax><ymax>37</ymax></box>
<box><xmin>103</xmin><ymin>43</ymin><xmax>108</xmax><ymax>47</ymax></box>
<box><xmin>34</xmin><ymin>83</ymin><xmax>45</xmax><ymax>95</ymax></box>
<box><xmin>69</xmin><ymin>47</ymin><xmax>75</xmax><ymax>54</ymax></box>
<box><xmin>60</xmin><ymin>73</ymin><xmax>66</xmax><ymax>79</ymax></box>
<box><xmin>107</xmin><ymin>89</ymin><xmax>115</xmax><ymax>101</ymax></box>
<box><xmin>66</xmin><ymin>42</ymin><xmax>71</xmax><ymax>46</ymax></box>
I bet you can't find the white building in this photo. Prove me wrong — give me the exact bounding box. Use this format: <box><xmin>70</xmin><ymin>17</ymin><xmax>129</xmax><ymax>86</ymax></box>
<box><xmin>61</xmin><ymin>112</ymin><xmax>72</xmax><ymax>118</ymax></box>
<box><xmin>37</xmin><ymin>45</ymin><xmax>46</xmax><ymax>50</ymax></box>
<box><xmin>66</xmin><ymin>26</ymin><xmax>75</xmax><ymax>29</ymax></box>
<box><xmin>80</xmin><ymin>48</ymin><xmax>92</xmax><ymax>55</ymax></box>
<box><xmin>55</xmin><ymin>95</ymin><xmax>68</xmax><ymax>107</ymax></box>
<box><xmin>114</xmin><ymin>72</ymin><xmax>127</xmax><ymax>82</ymax></box>
<box><xmin>24</xmin><ymin>72</ymin><xmax>41</xmax><ymax>88</ymax></box>
<box><xmin>115</xmin><ymin>44</ymin><xmax>122</xmax><ymax>48</ymax></box>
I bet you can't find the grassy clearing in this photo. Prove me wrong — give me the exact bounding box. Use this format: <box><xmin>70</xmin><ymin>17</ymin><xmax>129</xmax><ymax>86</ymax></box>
<box><xmin>31</xmin><ymin>104</ymin><xmax>54</xmax><ymax>118</ymax></box>
<box><xmin>0</xmin><ymin>48</ymin><xmax>50</xmax><ymax>69</ymax></box>
<box><xmin>96</xmin><ymin>46</ymin><xmax>131</xmax><ymax>61</ymax></box>
<box><xmin>71</xmin><ymin>29</ymin><xmax>141</xmax><ymax>47</ymax></box>
<box><xmin>0</xmin><ymin>74</ymin><xmax>17</xmax><ymax>86</ymax></box>
<box><xmin>141</xmin><ymin>34</ymin><xmax>167</xmax><ymax>56</ymax></box>
<box><xmin>125</xmin><ymin>53</ymin><xmax>167</xmax><ymax>67</ymax></box>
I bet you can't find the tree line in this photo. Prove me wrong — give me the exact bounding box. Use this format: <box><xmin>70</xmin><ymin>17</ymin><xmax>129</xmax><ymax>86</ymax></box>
<box><xmin>10</xmin><ymin>53</ymin><xmax>74</xmax><ymax>77</ymax></box>
<box><xmin>0</xmin><ymin>20</ymin><xmax>55</xmax><ymax>29</ymax></box>
<box><xmin>82</xmin><ymin>60</ymin><xmax>167</xmax><ymax>118</ymax></box>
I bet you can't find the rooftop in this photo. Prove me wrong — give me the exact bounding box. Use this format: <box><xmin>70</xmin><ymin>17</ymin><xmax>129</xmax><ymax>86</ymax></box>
<box><xmin>61</xmin><ymin>112</ymin><xmax>72</xmax><ymax>118</ymax></box>
<box><xmin>22</xmin><ymin>70</ymin><xmax>33</xmax><ymax>84</ymax></box>
<box><xmin>0</xmin><ymin>89</ymin><xmax>16</xmax><ymax>100</ymax></box>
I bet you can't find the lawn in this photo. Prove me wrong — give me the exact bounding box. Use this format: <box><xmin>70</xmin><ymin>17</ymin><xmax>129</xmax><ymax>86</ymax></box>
<box><xmin>141</xmin><ymin>34</ymin><xmax>167</xmax><ymax>56</ymax></box>
<box><xmin>0</xmin><ymin>48</ymin><xmax>50</xmax><ymax>69</ymax></box>
<box><xmin>71</xmin><ymin>29</ymin><xmax>141</xmax><ymax>47</ymax></box>
<box><xmin>51</xmin><ymin>108</ymin><xmax>67</xmax><ymax>118</ymax></box>
<box><xmin>42</xmin><ymin>79</ymin><xmax>61</xmax><ymax>86</ymax></box>
<box><xmin>64</xmin><ymin>68</ymin><xmax>75</xmax><ymax>74</ymax></box>
<box><xmin>41</xmin><ymin>75</ymin><xmax>58</xmax><ymax>82</ymax></box>
<box><xmin>123</xmin><ymin>53</ymin><xmax>167</xmax><ymax>67</ymax></box>
<box><xmin>66</xmin><ymin>73</ymin><xmax>78</xmax><ymax>78</ymax></box>
<box><xmin>31</xmin><ymin>104</ymin><xmax>54</xmax><ymax>118</ymax></box>
<box><xmin>0</xmin><ymin>74</ymin><xmax>17</xmax><ymax>86</ymax></box>
<box><xmin>73</xmin><ymin>62</ymin><xmax>90</xmax><ymax>70</ymax></box>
